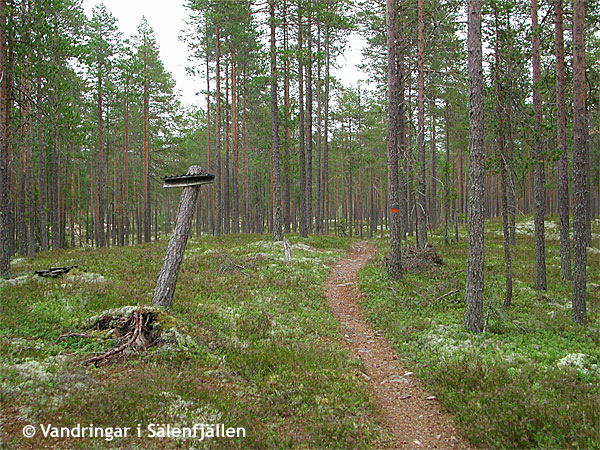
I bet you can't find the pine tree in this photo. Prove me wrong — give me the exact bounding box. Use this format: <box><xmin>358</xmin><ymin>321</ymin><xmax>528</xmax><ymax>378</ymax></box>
<box><xmin>0</xmin><ymin>0</ymin><xmax>11</xmax><ymax>276</ymax></box>
<box><xmin>270</xmin><ymin>0</ymin><xmax>282</xmax><ymax>241</ymax></box>
<box><xmin>464</xmin><ymin>0</ymin><xmax>485</xmax><ymax>333</ymax></box>
<box><xmin>531</xmin><ymin>0</ymin><xmax>546</xmax><ymax>290</ymax></box>
<box><xmin>554</xmin><ymin>0</ymin><xmax>571</xmax><ymax>280</ymax></box>
<box><xmin>416</xmin><ymin>0</ymin><xmax>427</xmax><ymax>247</ymax></box>
<box><xmin>88</xmin><ymin>5</ymin><xmax>120</xmax><ymax>248</ymax></box>
<box><xmin>386</xmin><ymin>0</ymin><xmax>402</xmax><ymax>279</ymax></box>
<box><xmin>572</xmin><ymin>0</ymin><xmax>587</xmax><ymax>325</ymax></box>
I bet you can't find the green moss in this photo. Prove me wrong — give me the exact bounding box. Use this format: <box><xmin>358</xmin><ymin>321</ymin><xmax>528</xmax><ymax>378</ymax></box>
<box><xmin>0</xmin><ymin>233</ymin><xmax>378</xmax><ymax>449</ymax></box>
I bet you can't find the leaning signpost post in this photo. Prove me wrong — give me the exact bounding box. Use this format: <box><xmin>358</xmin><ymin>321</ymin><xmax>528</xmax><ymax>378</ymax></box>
<box><xmin>152</xmin><ymin>165</ymin><xmax>214</xmax><ymax>309</ymax></box>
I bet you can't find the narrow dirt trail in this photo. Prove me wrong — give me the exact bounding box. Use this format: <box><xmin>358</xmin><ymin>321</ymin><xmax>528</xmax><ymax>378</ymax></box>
<box><xmin>325</xmin><ymin>241</ymin><xmax>468</xmax><ymax>449</ymax></box>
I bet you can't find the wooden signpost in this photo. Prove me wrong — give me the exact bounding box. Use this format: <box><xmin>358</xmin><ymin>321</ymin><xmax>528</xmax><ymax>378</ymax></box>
<box><xmin>152</xmin><ymin>165</ymin><xmax>214</xmax><ymax>309</ymax></box>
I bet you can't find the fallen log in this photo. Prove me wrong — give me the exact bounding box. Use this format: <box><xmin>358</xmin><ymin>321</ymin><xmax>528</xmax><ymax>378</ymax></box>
<box><xmin>34</xmin><ymin>266</ymin><xmax>78</xmax><ymax>278</ymax></box>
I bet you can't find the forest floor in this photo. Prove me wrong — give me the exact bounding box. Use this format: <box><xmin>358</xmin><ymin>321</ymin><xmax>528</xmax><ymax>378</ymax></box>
<box><xmin>0</xmin><ymin>216</ymin><xmax>598</xmax><ymax>449</ymax></box>
<box><xmin>325</xmin><ymin>241</ymin><xmax>466</xmax><ymax>449</ymax></box>
<box><xmin>0</xmin><ymin>234</ymin><xmax>382</xmax><ymax>449</ymax></box>
<box><xmin>359</xmin><ymin>217</ymin><xmax>600</xmax><ymax>449</ymax></box>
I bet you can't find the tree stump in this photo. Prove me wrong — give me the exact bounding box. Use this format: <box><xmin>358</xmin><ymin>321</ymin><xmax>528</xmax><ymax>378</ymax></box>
<box><xmin>283</xmin><ymin>237</ymin><xmax>292</xmax><ymax>266</ymax></box>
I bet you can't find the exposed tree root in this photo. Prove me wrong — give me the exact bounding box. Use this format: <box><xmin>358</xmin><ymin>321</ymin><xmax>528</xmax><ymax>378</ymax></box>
<box><xmin>58</xmin><ymin>332</ymin><xmax>92</xmax><ymax>339</ymax></box>
<box><xmin>56</xmin><ymin>306</ymin><xmax>221</xmax><ymax>367</ymax></box>
<box><xmin>59</xmin><ymin>306</ymin><xmax>197</xmax><ymax>367</ymax></box>
<box><xmin>84</xmin><ymin>310</ymin><xmax>147</xmax><ymax>366</ymax></box>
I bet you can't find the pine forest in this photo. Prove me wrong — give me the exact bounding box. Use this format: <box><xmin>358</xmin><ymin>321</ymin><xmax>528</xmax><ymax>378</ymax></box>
<box><xmin>0</xmin><ymin>0</ymin><xmax>599</xmax><ymax>448</ymax></box>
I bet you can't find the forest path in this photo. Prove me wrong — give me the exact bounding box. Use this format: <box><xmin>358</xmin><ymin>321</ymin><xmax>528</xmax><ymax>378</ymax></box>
<box><xmin>325</xmin><ymin>241</ymin><xmax>468</xmax><ymax>449</ymax></box>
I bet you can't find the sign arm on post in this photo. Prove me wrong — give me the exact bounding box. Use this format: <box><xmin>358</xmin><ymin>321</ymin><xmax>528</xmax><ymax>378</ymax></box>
<box><xmin>152</xmin><ymin>166</ymin><xmax>214</xmax><ymax>309</ymax></box>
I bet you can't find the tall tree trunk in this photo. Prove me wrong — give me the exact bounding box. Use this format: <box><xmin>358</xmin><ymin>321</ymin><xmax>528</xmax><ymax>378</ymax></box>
<box><xmin>429</xmin><ymin>107</ymin><xmax>437</xmax><ymax>230</ymax></box>
<box><xmin>96</xmin><ymin>64</ymin><xmax>105</xmax><ymax>247</ymax></box>
<box><xmin>231</xmin><ymin>51</ymin><xmax>239</xmax><ymax>233</ymax></box>
<box><xmin>369</xmin><ymin>141</ymin><xmax>375</xmax><ymax>238</ymax></box>
<box><xmin>205</xmin><ymin>35</ymin><xmax>214</xmax><ymax>235</ymax></box>
<box><xmin>572</xmin><ymin>0</ymin><xmax>587</xmax><ymax>324</ymax></box>
<box><xmin>464</xmin><ymin>0</ymin><xmax>485</xmax><ymax>333</ymax></box>
<box><xmin>554</xmin><ymin>0</ymin><xmax>571</xmax><ymax>280</ymax></box>
<box><xmin>215</xmin><ymin>26</ymin><xmax>222</xmax><ymax>235</ymax></box>
<box><xmin>143</xmin><ymin>53</ymin><xmax>151</xmax><ymax>243</ymax></box>
<box><xmin>5</xmin><ymin>20</ymin><xmax>11</xmax><ymax>258</ymax></box>
<box><xmin>121</xmin><ymin>84</ymin><xmax>129</xmax><ymax>247</ymax></box>
<box><xmin>341</xmin><ymin>124</ymin><xmax>346</xmax><ymax>235</ymax></box>
<box><xmin>305</xmin><ymin>3</ymin><xmax>313</xmax><ymax>234</ymax></box>
<box><xmin>17</xmin><ymin>86</ymin><xmax>26</xmax><ymax>256</ymax></box>
<box><xmin>457</xmin><ymin>136</ymin><xmax>463</xmax><ymax>223</ymax></box>
<box><xmin>398</xmin><ymin>63</ymin><xmax>407</xmax><ymax>241</ymax></box>
<box><xmin>323</xmin><ymin>26</ymin><xmax>330</xmax><ymax>234</ymax></box>
<box><xmin>71</xmin><ymin>162</ymin><xmax>76</xmax><ymax>248</ymax></box>
<box><xmin>224</xmin><ymin>66</ymin><xmax>230</xmax><ymax>234</ymax></box>
<box><xmin>105</xmin><ymin>100</ymin><xmax>112</xmax><ymax>248</ymax></box>
<box><xmin>500</xmin><ymin>158</ymin><xmax>512</xmax><ymax>308</ymax></box>
<box><xmin>242</xmin><ymin>65</ymin><xmax>248</xmax><ymax>233</ymax></box>
<box><xmin>453</xmin><ymin>147</ymin><xmax>459</xmax><ymax>241</ymax></box>
<box><xmin>270</xmin><ymin>0</ymin><xmax>282</xmax><ymax>241</ymax></box>
<box><xmin>348</xmin><ymin>126</ymin><xmax>353</xmax><ymax>237</ymax></box>
<box><xmin>50</xmin><ymin>128</ymin><xmax>59</xmax><ymax>249</ymax></box>
<box><xmin>585</xmin><ymin>115</ymin><xmax>592</xmax><ymax>247</ymax></box>
<box><xmin>25</xmin><ymin>81</ymin><xmax>34</xmax><ymax>255</ymax></box>
<box><xmin>408</xmin><ymin>83</ymin><xmax>415</xmax><ymax>236</ymax></box>
<box><xmin>315</xmin><ymin>25</ymin><xmax>322</xmax><ymax>234</ymax></box>
<box><xmin>531</xmin><ymin>0</ymin><xmax>546</xmax><ymax>290</ymax></box>
<box><xmin>37</xmin><ymin>80</ymin><xmax>47</xmax><ymax>252</ymax></box>
<box><xmin>506</xmin><ymin>97</ymin><xmax>516</xmax><ymax>244</ymax></box>
<box><xmin>359</xmin><ymin>166</ymin><xmax>363</xmax><ymax>238</ymax></box>
<box><xmin>584</xmin><ymin>115</ymin><xmax>592</xmax><ymax>245</ymax></box>
<box><xmin>0</xmin><ymin>0</ymin><xmax>9</xmax><ymax>276</ymax></box>
<box><xmin>298</xmin><ymin>7</ymin><xmax>307</xmax><ymax>237</ymax></box>
<box><xmin>386</xmin><ymin>0</ymin><xmax>402</xmax><ymax>279</ymax></box>
<box><xmin>416</xmin><ymin>0</ymin><xmax>427</xmax><ymax>247</ymax></box>
<box><xmin>444</xmin><ymin>98</ymin><xmax>450</xmax><ymax>244</ymax></box>
<box><xmin>78</xmin><ymin>167</ymin><xmax>82</xmax><ymax>247</ymax></box>
<box><xmin>283</xmin><ymin>3</ymin><xmax>291</xmax><ymax>234</ymax></box>
<box><xmin>494</xmin><ymin>11</ymin><xmax>512</xmax><ymax>307</ymax></box>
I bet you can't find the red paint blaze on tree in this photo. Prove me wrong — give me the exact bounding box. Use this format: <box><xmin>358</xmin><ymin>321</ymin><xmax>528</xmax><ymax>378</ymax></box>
<box><xmin>386</xmin><ymin>0</ymin><xmax>402</xmax><ymax>280</ymax></box>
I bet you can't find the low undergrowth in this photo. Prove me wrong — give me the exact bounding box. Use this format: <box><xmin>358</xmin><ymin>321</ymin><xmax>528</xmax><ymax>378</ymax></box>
<box><xmin>1</xmin><ymin>233</ymin><xmax>378</xmax><ymax>449</ymax></box>
<box><xmin>359</xmin><ymin>216</ymin><xmax>600</xmax><ymax>449</ymax></box>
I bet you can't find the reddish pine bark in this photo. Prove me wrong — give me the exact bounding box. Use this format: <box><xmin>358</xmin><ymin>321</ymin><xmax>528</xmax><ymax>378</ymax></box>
<box><xmin>531</xmin><ymin>0</ymin><xmax>547</xmax><ymax>290</ymax></box>
<box><xmin>464</xmin><ymin>0</ymin><xmax>485</xmax><ymax>333</ymax></box>
<box><xmin>386</xmin><ymin>0</ymin><xmax>402</xmax><ymax>279</ymax></box>
<box><xmin>572</xmin><ymin>0</ymin><xmax>587</xmax><ymax>324</ymax></box>
<box><xmin>269</xmin><ymin>0</ymin><xmax>282</xmax><ymax>241</ymax></box>
<box><xmin>416</xmin><ymin>0</ymin><xmax>427</xmax><ymax>247</ymax></box>
<box><xmin>554</xmin><ymin>0</ymin><xmax>571</xmax><ymax>280</ymax></box>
